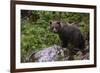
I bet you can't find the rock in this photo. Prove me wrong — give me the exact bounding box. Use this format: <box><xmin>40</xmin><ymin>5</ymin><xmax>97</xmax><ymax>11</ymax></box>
<box><xmin>74</xmin><ymin>50</ymin><xmax>89</xmax><ymax>60</ymax></box>
<box><xmin>28</xmin><ymin>45</ymin><xmax>69</xmax><ymax>62</ymax></box>
<box><xmin>74</xmin><ymin>51</ymin><xmax>83</xmax><ymax>60</ymax></box>
<box><xmin>82</xmin><ymin>53</ymin><xmax>89</xmax><ymax>60</ymax></box>
<box><xmin>27</xmin><ymin>45</ymin><xmax>89</xmax><ymax>62</ymax></box>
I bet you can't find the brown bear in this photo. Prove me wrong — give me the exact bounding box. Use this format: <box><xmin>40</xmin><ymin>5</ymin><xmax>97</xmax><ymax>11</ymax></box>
<box><xmin>49</xmin><ymin>21</ymin><xmax>85</xmax><ymax>52</ymax></box>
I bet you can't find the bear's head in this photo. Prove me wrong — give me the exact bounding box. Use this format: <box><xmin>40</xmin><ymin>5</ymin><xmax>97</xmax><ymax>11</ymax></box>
<box><xmin>49</xmin><ymin>21</ymin><xmax>63</xmax><ymax>33</ymax></box>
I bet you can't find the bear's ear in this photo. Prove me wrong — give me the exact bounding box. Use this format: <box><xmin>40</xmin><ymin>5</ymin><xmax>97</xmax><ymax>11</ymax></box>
<box><xmin>57</xmin><ymin>21</ymin><xmax>60</xmax><ymax>24</ymax></box>
<box><xmin>57</xmin><ymin>21</ymin><xmax>63</xmax><ymax>27</ymax></box>
<box><xmin>49</xmin><ymin>21</ymin><xmax>52</xmax><ymax>24</ymax></box>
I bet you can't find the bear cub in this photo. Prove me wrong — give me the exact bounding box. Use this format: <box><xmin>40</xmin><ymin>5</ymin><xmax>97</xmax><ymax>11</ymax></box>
<box><xmin>49</xmin><ymin>21</ymin><xmax>85</xmax><ymax>52</ymax></box>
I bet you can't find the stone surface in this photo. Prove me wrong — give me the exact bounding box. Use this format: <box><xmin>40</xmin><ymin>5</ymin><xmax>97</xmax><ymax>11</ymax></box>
<box><xmin>28</xmin><ymin>45</ymin><xmax>69</xmax><ymax>62</ymax></box>
<box><xmin>27</xmin><ymin>45</ymin><xmax>89</xmax><ymax>62</ymax></box>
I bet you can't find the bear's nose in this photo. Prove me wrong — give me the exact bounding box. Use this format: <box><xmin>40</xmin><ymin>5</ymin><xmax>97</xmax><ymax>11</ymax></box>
<box><xmin>53</xmin><ymin>28</ymin><xmax>56</xmax><ymax>32</ymax></box>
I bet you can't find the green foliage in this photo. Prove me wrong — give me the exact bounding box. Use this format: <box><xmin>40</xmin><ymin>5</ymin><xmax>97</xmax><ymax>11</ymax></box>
<box><xmin>21</xmin><ymin>10</ymin><xmax>89</xmax><ymax>62</ymax></box>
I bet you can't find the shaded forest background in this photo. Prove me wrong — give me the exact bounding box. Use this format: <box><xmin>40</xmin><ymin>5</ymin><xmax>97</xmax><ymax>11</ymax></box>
<box><xmin>21</xmin><ymin>10</ymin><xmax>89</xmax><ymax>62</ymax></box>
